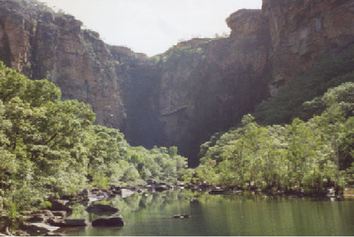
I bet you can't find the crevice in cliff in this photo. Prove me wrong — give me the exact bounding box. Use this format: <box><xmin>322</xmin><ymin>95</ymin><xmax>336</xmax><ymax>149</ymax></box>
<box><xmin>161</xmin><ymin>105</ymin><xmax>190</xmax><ymax>117</ymax></box>
<box><xmin>0</xmin><ymin>29</ymin><xmax>12</xmax><ymax>68</ymax></box>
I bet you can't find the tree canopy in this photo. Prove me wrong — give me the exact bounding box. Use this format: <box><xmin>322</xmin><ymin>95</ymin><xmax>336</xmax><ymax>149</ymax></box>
<box><xmin>0</xmin><ymin>62</ymin><xmax>188</xmax><ymax>213</ymax></box>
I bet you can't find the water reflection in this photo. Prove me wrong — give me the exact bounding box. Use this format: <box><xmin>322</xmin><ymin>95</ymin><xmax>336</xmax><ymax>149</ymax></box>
<box><xmin>67</xmin><ymin>189</ymin><xmax>354</xmax><ymax>236</ymax></box>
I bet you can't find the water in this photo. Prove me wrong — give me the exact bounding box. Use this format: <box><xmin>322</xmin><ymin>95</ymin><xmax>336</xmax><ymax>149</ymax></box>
<box><xmin>66</xmin><ymin>189</ymin><xmax>354</xmax><ymax>236</ymax></box>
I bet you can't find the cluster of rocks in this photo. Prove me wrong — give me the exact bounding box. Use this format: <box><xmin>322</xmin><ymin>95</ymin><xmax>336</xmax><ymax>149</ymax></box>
<box><xmin>205</xmin><ymin>185</ymin><xmax>346</xmax><ymax>198</ymax></box>
<box><xmin>0</xmin><ymin>197</ymin><xmax>125</xmax><ymax>236</ymax></box>
<box><xmin>11</xmin><ymin>209</ymin><xmax>83</xmax><ymax>236</ymax></box>
<box><xmin>0</xmin><ymin>181</ymin><xmax>187</xmax><ymax>236</ymax></box>
<box><xmin>0</xmin><ymin>181</ymin><xmax>189</xmax><ymax>236</ymax></box>
<box><xmin>109</xmin><ymin>180</ymin><xmax>185</xmax><ymax>197</ymax></box>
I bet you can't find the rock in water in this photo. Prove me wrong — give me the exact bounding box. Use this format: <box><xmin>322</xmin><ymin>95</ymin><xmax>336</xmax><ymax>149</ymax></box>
<box><xmin>121</xmin><ymin>189</ymin><xmax>135</xmax><ymax>198</ymax></box>
<box><xmin>92</xmin><ymin>216</ymin><xmax>124</xmax><ymax>227</ymax></box>
<box><xmin>63</xmin><ymin>219</ymin><xmax>88</xmax><ymax>227</ymax></box>
<box><xmin>20</xmin><ymin>222</ymin><xmax>60</xmax><ymax>236</ymax></box>
<box><xmin>209</xmin><ymin>187</ymin><xmax>232</xmax><ymax>195</ymax></box>
<box><xmin>173</xmin><ymin>214</ymin><xmax>191</xmax><ymax>219</ymax></box>
<box><xmin>50</xmin><ymin>199</ymin><xmax>72</xmax><ymax>214</ymax></box>
<box><xmin>86</xmin><ymin>204</ymin><xmax>119</xmax><ymax>214</ymax></box>
<box><xmin>49</xmin><ymin>218</ymin><xmax>88</xmax><ymax>227</ymax></box>
<box><xmin>154</xmin><ymin>185</ymin><xmax>169</xmax><ymax>192</ymax></box>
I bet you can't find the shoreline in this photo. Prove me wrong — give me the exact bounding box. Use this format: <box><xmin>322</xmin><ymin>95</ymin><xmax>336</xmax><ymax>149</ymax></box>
<box><xmin>1</xmin><ymin>183</ymin><xmax>353</xmax><ymax>236</ymax></box>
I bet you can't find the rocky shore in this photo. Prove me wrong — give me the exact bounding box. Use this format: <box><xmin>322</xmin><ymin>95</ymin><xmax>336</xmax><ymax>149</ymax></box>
<box><xmin>0</xmin><ymin>181</ymin><xmax>185</xmax><ymax>236</ymax></box>
<box><xmin>1</xmin><ymin>182</ymin><xmax>352</xmax><ymax>236</ymax></box>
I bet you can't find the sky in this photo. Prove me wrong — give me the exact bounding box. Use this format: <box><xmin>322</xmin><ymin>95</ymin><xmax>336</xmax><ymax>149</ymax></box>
<box><xmin>40</xmin><ymin>0</ymin><xmax>262</xmax><ymax>56</ymax></box>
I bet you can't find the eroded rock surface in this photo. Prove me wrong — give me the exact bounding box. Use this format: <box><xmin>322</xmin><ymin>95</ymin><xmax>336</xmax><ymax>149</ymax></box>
<box><xmin>263</xmin><ymin>0</ymin><xmax>354</xmax><ymax>95</ymax></box>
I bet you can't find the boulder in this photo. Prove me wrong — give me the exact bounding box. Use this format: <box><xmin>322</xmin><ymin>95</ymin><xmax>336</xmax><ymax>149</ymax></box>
<box><xmin>51</xmin><ymin>211</ymin><xmax>67</xmax><ymax>220</ymax></box>
<box><xmin>23</xmin><ymin>210</ymin><xmax>54</xmax><ymax>223</ymax></box>
<box><xmin>80</xmin><ymin>188</ymin><xmax>91</xmax><ymax>201</ymax></box>
<box><xmin>89</xmin><ymin>188</ymin><xmax>114</xmax><ymax>201</ymax></box>
<box><xmin>186</xmin><ymin>184</ymin><xmax>200</xmax><ymax>191</ymax></box>
<box><xmin>209</xmin><ymin>187</ymin><xmax>231</xmax><ymax>195</ymax></box>
<box><xmin>47</xmin><ymin>218</ymin><xmax>64</xmax><ymax>227</ymax></box>
<box><xmin>45</xmin><ymin>232</ymin><xmax>65</xmax><ymax>236</ymax></box>
<box><xmin>26</xmin><ymin>214</ymin><xmax>47</xmax><ymax>223</ymax></box>
<box><xmin>110</xmin><ymin>185</ymin><xmax>121</xmax><ymax>194</ymax></box>
<box><xmin>50</xmin><ymin>199</ymin><xmax>72</xmax><ymax>214</ymax></box>
<box><xmin>86</xmin><ymin>204</ymin><xmax>119</xmax><ymax>215</ymax></box>
<box><xmin>111</xmin><ymin>187</ymin><xmax>121</xmax><ymax>195</ymax></box>
<box><xmin>63</xmin><ymin>219</ymin><xmax>88</xmax><ymax>227</ymax></box>
<box><xmin>106</xmin><ymin>190</ymin><xmax>116</xmax><ymax>199</ymax></box>
<box><xmin>12</xmin><ymin>230</ymin><xmax>29</xmax><ymax>236</ymax></box>
<box><xmin>126</xmin><ymin>186</ymin><xmax>137</xmax><ymax>191</ymax></box>
<box><xmin>121</xmin><ymin>189</ymin><xmax>134</xmax><ymax>198</ymax></box>
<box><xmin>20</xmin><ymin>222</ymin><xmax>60</xmax><ymax>236</ymax></box>
<box><xmin>154</xmin><ymin>185</ymin><xmax>169</xmax><ymax>192</ymax></box>
<box><xmin>147</xmin><ymin>179</ymin><xmax>157</xmax><ymax>185</ymax></box>
<box><xmin>92</xmin><ymin>216</ymin><xmax>124</xmax><ymax>228</ymax></box>
<box><xmin>31</xmin><ymin>210</ymin><xmax>54</xmax><ymax>216</ymax></box>
<box><xmin>48</xmin><ymin>218</ymin><xmax>88</xmax><ymax>227</ymax></box>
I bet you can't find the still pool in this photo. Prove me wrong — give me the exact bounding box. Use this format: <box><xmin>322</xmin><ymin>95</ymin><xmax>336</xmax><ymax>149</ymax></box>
<box><xmin>65</xmin><ymin>189</ymin><xmax>354</xmax><ymax>236</ymax></box>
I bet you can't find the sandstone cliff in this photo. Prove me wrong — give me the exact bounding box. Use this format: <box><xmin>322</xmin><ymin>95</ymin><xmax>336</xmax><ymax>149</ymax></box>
<box><xmin>0</xmin><ymin>0</ymin><xmax>147</xmax><ymax>129</ymax></box>
<box><xmin>150</xmin><ymin>10</ymin><xmax>271</xmax><ymax>164</ymax></box>
<box><xmin>0</xmin><ymin>0</ymin><xmax>353</xmax><ymax>165</ymax></box>
<box><xmin>263</xmin><ymin>0</ymin><xmax>354</xmax><ymax>95</ymax></box>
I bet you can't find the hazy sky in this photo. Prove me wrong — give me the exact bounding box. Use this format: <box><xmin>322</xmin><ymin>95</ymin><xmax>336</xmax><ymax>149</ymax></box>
<box><xmin>40</xmin><ymin>0</ymin><xmax>262</xmax><ymax>56</ymax></box>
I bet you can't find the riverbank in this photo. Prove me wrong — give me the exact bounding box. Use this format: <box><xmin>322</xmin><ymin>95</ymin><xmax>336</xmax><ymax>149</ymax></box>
<box><xmin>0</xmin><ymin>181</ymin><xmax>184</xmax><ymax>236</ymax></box>
<box><xmin>56</xmin><ymin>189</ymin><xmax>354</xmax><ymax>236</ymax></box>
<box><xmin>1</xmin><ymin>182</ymin><xmax>353</xmax><ymax>236</ymax></box>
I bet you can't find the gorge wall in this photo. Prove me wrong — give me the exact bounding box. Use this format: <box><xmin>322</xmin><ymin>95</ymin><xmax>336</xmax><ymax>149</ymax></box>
<box><xmin>263</xmin><ymin>0</ymin><xmax>354</xmax><ymax>96</ymax></box>
<box><xmin>0</xmin><ymin>0</ymin><xmax>353</xmax><ymax>166</ymax></box>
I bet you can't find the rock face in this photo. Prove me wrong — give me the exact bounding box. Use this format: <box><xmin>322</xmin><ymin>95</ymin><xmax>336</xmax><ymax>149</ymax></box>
<box><xmin>0</xmin><ymin>0</ymin><xmax>144</xmax><ymax>128</ymax></box>
<box><xmin>152</xmin><ymin>10</ymin><xmax>271</xmax><ymax>164</ymax></box>
<box><xmin>0</xmin><ymin>0</ymin><xmax>354</xmax><ymax>165</ymax></box>
<box><xmin>263</xmin><ymin>0</ymin><xmax>354</xmax><ymax>95</ymax></box>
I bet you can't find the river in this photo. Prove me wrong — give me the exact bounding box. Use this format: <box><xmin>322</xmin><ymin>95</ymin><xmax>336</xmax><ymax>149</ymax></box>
<box><xmin>65</xmin><ymin>189</ymin><xmax>354</xmax><ymax>236</ymax></box>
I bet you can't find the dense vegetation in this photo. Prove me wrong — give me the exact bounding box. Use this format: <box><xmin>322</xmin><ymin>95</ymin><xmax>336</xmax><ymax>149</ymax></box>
<box><xmin>192</xmin><ymin>49</ymin><xmax>354</xmax><ymax>194</ymax></box>
<box><xmin>1</xmin><ymin>38</ymin><xmax>354</xmax><ymax>231</ymax></box>
<box><xmin>254</xmin><ymin>46</ymin><xmax>354</xmax><ymax>125</ymax></box>
<box><xmin>0</xmin><ymin>62</ymin><xmax>188</xmax><ymax>215</ymax></box>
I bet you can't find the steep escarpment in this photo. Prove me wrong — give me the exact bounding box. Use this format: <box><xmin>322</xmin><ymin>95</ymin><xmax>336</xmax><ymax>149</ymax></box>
<box><xmin>263</xmin><ymin>0</ymin><xmax>354</xmax><ymax>95</ymax></box>
<box><xmin>117</xmin><ymin>0</ymin><xmax>354</xmax><ymax>165</ymax></box>
<box><xmin>0</xmin><ymin>0</ymin><xmax>354</xmax><ymax>166</ymax></box>
<box><xmin>117</xmin><ymin>50</ymin><xmax>164</xmax><ymax>149</ymax></box>
<box><xmin>0</xmin><ymin>0</ymin><xmax>147</xmax><ymax>129</ymax></box>
<box><xmin>149</xmin><ymin>10</ymin><xmax>271</xmax><ymax>165</ymax></box>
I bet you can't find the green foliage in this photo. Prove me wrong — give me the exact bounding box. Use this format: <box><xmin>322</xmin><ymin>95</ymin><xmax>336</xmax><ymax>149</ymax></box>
<box><xmin>8</xmin><ymin>201</ymin><xmax>19</xmax><ymax>221</ymax></box>
<box><xmin>161</xmin><ymin>40</ymin><xmax>209</xmax><ymax>63</ymax></box>
<box><xmin>196</xmin><ymin>82</ymin><xmax>354</xmax><ymax>194</ymax></box>
<box><xmin>124</xmin><ymin>145</ymin><xmax>188</xmax><ymax>183</ymax></box>
<box><xmin>91</xmin><ymin>173</ymin><xmax>110</xmax><ymax>190</ymax></box>
<box><xmin>40</xmin><ymin>200</ymin><xmax>52</xmax><ymax>209</ymax></box>
<box><xmin>197</xmin><ymin>47</ymin><xmax>354</xmax><ymax>193</ymax></box>
<box><xmin>0</xmin><ymin>61</ymin><xmax>188</xmax><ymax>213</ymax></box>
